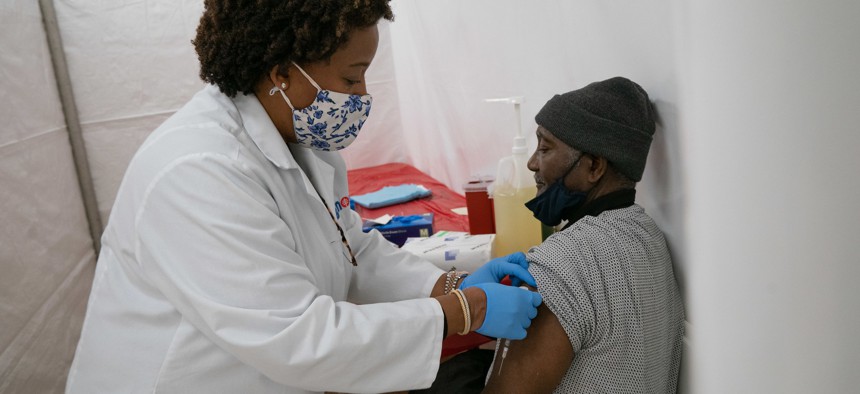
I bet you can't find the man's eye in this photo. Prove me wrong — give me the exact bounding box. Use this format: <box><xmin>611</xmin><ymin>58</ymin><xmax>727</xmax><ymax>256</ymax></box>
<box><xmin>345</xmin><ymin>78</ymin><xmax>360</xmax><ymax>85</ymax></box>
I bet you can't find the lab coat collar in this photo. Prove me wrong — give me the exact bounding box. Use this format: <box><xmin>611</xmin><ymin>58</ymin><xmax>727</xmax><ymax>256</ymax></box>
<box><xmin>231</xmin><ymin>90</ymin><xmax>299</xmax><ymax>171</ymax></box>
<box><xmin>228</xmin><ymin>88</ymin><xmax>337</xmax><ymax>200</ymax></box>
<box><xmin>289</xmin><ymin>146</ymin><xmax>337</xmax><ymax>204</ymax></box>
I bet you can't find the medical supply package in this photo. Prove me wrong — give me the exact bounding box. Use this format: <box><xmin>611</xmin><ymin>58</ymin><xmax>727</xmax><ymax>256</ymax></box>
<box><xmin>351</xmin><ymin>184</ymin><xmax>432</xmax><ymax>209</ymax></box>
<box><xmin>361</xmin><ymin>213</ymin><xmax>434</xmax><ymax>247</ymax></box>
<box><xmin>401</xmin><ymin>231</ymin><xmax>495</xmax><ymax>272</ymax></box>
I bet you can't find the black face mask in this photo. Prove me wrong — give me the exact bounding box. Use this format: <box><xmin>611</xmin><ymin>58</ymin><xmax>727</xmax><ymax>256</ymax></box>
<box><xmin>524</xmin><ymin>156</ymin><xmax>588</xmax><ymax>227</ymax></box>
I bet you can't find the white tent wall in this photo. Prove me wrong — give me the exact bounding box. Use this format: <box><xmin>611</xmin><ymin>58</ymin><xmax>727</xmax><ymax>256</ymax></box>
<box><xmin>51</xmin><ymin>0</ymin><xmax>408</xmax><ymax>224</ymax></box>
<box><xmin>52</xmin><ymin>0</ymin><xmax>205</xmax><ymax>223</ymax></box>
<box><xmin>0</xmin><ymin>1</ymin><xmax>96</xmax><ymax>392</ymax></box>
<box><xmin>682</xmin><ymin>1</ymin><xmax>860</xmax><ymax>392</ymax></box>
<box><xmin>388</xmin><ymin>1</ymin><xmax>683</xmax><ymax>195</ymax></box>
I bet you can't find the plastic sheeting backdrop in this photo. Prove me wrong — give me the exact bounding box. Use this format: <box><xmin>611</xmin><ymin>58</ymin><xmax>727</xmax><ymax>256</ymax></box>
<box><xmin>0</xmin><ymin>1</ymin><xmax>95</xmax><ymax>392</ymax></box>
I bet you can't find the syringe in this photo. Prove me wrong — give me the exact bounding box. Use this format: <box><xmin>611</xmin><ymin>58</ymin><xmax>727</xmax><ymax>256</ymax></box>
<box><xmin>498</xmin><ymin>338</ymin><xmax>511</xmax><ymax>376</ymax></box>
<box><xmin>498</xmin><ymin>285</ymin><xmax>533</xmax><ymax>376</ymax></box>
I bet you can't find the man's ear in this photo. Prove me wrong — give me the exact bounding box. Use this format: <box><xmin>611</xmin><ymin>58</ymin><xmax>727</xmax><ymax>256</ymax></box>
<box><xmin>587</xmin><ymin>155</ymin><xmax>608</xmax><ymax>184</ymax></box>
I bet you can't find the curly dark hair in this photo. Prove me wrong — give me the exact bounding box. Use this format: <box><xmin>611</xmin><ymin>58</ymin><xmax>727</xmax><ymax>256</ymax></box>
<box><xmin>193</xmin><ymin>0</ymin><xmax>394</xmax><ymax>97</ymax></box>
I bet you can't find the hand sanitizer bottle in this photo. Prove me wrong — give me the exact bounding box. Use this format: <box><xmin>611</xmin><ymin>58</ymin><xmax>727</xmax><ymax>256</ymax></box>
<box><xmin>486</xmin><ymin>97</ymin><xmax>542</xmax><ymax>257</ymax></box>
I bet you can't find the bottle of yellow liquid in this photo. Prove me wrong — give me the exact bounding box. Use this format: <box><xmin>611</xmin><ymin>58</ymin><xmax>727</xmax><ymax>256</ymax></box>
<box><xmin>487</xmin><ymin>97</ymin><xmax>542</xmax><ymax>257</ymax></box>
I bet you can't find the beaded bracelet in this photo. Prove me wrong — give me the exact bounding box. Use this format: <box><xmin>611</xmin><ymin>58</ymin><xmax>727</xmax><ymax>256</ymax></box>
<box><xmin>451</xmin><ymin>289</ymin><xmax>471</xmax><ymax>335</ymax></box>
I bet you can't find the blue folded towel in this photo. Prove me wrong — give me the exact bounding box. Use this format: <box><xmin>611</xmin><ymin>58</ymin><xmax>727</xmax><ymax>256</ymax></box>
<box><xmin>351</xmin><ymin>184</ymin><xmax>431</xmax><ymax>209</ymax></box>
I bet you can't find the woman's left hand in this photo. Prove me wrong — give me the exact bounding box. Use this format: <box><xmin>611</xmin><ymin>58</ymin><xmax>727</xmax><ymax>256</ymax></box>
<box><xmin>459</xmin><ymin>252</ymin><xmax>536</xmax><ymax>289</ymax></box>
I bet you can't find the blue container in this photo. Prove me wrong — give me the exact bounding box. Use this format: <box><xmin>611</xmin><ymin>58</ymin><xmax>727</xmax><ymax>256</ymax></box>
<box><xmin>362</xmin><ymin>213</ymin><xmax>434</xmax><ymax>247</ymax></box>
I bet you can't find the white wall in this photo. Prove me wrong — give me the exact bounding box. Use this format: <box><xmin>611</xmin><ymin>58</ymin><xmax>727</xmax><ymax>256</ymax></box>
<box><xmin>0</xmin><ymin>1</ymin><xmax>96</xmax><ymax>392</ymax></box>
<box><xmin>681</xmin><ymin>1</ymin><xmax>860</xmax><ymax>392</ymax></box>
<box><xmin>53</xmin><ymin>0</ymin><xmax>205</xmax><ymax>222</ymax></box>
<box><xmin>389</xmin><ymin>0</ymin><xmax>683</xmax><ymax>197</ymax></box>
<box><xmin>51</xmin><ymin>1</ymin><xmax>409</xmax><ymax>224</ymax></box>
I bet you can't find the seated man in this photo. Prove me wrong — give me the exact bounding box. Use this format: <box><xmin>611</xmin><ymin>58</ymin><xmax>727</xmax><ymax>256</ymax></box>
<box><xmin>484</xmin><ymin>77</ymin><xmax>685</xmax><ymax>393</ymax></box>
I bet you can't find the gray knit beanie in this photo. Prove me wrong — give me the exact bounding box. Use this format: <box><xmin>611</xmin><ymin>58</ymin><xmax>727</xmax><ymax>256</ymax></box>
<box><xmin>535</xmin><ymin>76</ymin><xmax>655</xmax><ymax>182</ymax></box>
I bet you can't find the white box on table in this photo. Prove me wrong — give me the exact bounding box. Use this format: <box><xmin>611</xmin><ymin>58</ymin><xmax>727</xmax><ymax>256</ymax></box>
<box><xmin>401</xmin><ymin>231</ymin><xmax>494</xmax><ymax>272</ymax></box>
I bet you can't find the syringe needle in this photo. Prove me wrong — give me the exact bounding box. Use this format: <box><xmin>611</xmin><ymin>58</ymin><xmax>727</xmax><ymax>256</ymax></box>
<box><xmin>498</xmin><ymin>339</ymin><xmax>511</xmax><ymax>376</ymax></box>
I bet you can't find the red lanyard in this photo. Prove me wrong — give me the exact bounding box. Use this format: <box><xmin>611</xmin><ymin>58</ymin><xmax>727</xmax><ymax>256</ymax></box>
<box><xmin>310</xmin><ymin>186</ymin><xmax>358</xmax><ymax>267</ymax></box>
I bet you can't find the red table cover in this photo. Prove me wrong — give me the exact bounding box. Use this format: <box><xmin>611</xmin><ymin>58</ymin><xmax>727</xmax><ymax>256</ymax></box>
<box><xmin>347</xmin><ymin>162</ymin><xmax>491</xmax><ymax>357</ymax></box>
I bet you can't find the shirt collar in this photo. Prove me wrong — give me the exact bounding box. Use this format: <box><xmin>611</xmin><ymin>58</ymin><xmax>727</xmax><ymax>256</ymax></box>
<box><xmin>561</xmin><ymin>188</ymin><xmax>636</xmax><ymax>230</ymax></box>
<box><xmin>231</xmin><ymin>90</ymin><xmax>299</xmax><ymax>170</ymax></box>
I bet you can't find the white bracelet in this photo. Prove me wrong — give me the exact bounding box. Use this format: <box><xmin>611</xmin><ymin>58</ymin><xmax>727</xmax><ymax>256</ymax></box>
<box><xmin>451</xmin><ymin>289</ymin><xmax>471</xmax><ymax>335</ymax></box>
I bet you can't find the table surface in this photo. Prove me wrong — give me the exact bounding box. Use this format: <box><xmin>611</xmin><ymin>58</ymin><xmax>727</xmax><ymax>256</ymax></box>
<box><xmin>347</xmin><ymin>163</ymin><xmax>470</xmax><ymax>231</ymax></box>
<box><xmin>347</xmin><ymin>163</ymin><xmax>492</xmax><ymax>357</ymax></box>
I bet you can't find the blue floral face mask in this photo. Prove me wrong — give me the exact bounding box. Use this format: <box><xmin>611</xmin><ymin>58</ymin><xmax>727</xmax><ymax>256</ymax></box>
<box><xmin>271</xmin><ymin>62</ymin><xmax>372</xmax><ymax>151</ymax></box>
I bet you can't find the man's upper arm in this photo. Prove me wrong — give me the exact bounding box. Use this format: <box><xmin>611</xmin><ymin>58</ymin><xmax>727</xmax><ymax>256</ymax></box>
<box><xmin>483</xmin><ymin>304</ymin><xmax>573</xmax><ymax>393</ymax></box>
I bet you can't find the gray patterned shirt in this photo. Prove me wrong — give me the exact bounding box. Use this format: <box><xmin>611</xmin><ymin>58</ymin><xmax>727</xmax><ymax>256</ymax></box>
<box><xmin>526</xmin><ymin>204</ymin><xmax>684</xmax><ymax>393</ymax></box>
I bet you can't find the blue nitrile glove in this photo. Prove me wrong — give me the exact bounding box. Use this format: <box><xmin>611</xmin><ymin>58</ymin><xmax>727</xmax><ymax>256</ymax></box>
<box><xmin>459</xmin><ymin>252</ymin><xmax>536</xmax><ymax>289</ymax></box>
<box><xmin>473</xmin><ymin>283</ymin><xmax>542</xmax><ymax>340</ymax></box>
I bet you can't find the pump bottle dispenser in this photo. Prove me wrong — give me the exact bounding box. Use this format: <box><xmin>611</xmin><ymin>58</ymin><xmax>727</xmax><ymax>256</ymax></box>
<box><xmin>486</xmin><ymin>97</ymin><xmax>543</xmax><ymax>257</ymax></box>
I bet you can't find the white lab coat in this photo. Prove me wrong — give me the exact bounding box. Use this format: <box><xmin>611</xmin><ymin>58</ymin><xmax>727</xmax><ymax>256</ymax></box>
<box><xmin>66</xmin><ymin>85</ymin><xmax>447</xmax><ymax>393</ymax></box>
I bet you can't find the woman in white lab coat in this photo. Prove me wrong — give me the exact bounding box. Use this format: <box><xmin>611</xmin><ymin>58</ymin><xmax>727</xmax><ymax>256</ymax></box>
<box><xmin>66</xmin><ymin>1</ymin><xmax>542</xmax><ymax>393</ymax></box>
